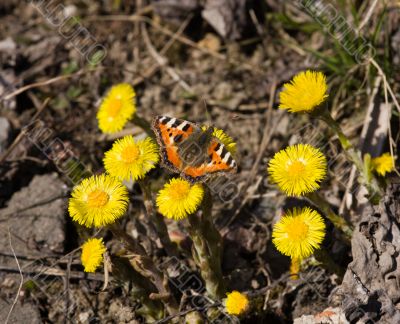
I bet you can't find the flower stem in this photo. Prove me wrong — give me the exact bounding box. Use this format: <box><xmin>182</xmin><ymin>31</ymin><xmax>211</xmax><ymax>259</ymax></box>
<box><xmin>111</xmin><ymin>255</ymin><xmax>164</xmax><ymax>321</ymax></box>
<box><xmin>314</xmin><ymin>248</ymin><xmax>345</xmax><ymax>278</ymax></box>
<box><xmin>132</xmin><ymin>114</ymin><xmax>154</xmax><ymax>138</ymax></box>
<box><xmin>290</xmin><ymin>258</ymin><xmax>300</xmax><ymax>280</ymax></box>
<box><xmin>187</xmin><ymin>188</ymin><xmax>226</xmax><ymax>300</ymax></box>
<box><xmin>110</xmin><ymin>223</ymin><xmax>146</xmax><ymax>254</ymax></box>
<box><xmin>307</xmin><ymin>191</ymin><xmax>353</xmax><ymax>244</ymax></box>
<box><xmin>317</xmin><ymin>109</ymin><xmax>382</xmax><ymax>200</ymax></box>
<box><xmin>110</xmin><ymin>224</ymin><xmax>179</xmax><ymax>315</ymax></box>
<box><xmin>138</xmin><ymin>179</ymin><xmax>178</xmax><ymax>257</ymax></box>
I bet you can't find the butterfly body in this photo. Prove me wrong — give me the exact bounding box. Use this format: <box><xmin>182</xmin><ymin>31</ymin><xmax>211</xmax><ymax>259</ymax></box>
<box><xmin>152</xmin><ymin>115</ymin><xmax>237</xmax><ymax>183</ymax></box>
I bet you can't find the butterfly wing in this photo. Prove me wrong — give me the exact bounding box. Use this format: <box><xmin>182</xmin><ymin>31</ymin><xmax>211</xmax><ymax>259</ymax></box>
<box><xmin>153</xmin><ymin>116</ymin><xmax>237</xmax><ymax>183</ymax></box>
<box><xmin>182</xmin><ymin>138</ymin><xmax>237</xmax><ymax>182</ymax></box>
<box><xmin>152</xmin><ymin>115</ymin><xmax>199</xmax><ymax>173</ymax></box>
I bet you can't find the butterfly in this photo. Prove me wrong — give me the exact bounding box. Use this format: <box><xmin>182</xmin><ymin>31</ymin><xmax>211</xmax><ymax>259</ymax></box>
<box><xmin>152</xmin><ymin>115</ymin><xmax>237</xmax><ymax>183</ymax></box>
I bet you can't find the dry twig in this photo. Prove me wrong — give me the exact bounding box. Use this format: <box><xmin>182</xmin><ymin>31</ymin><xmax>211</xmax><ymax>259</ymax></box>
<box><xmin>5</xmin><ymin>228</ymin><xmax>24</xmax><ymax>324</ymax></box>
<box><xmin>0</xmin><ymin>98</ymin><xmax>50</xmax><ymax>164</ymax></box>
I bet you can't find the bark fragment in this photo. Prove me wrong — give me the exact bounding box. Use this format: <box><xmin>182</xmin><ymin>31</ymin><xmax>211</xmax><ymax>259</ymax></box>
<box><xmin>334</xmin><ymin>184</ymin><xmax>400</xmax><ymax>323</ymax></box>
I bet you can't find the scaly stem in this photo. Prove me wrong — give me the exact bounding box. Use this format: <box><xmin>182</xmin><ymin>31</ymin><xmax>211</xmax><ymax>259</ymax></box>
<box><xmin>314</xmin><ymin>248</ymin><xmax>345</xmax><ymax>278</ymax></box>
<box><xmin>111</xmin><ymin>256</ymin><xmax>164</xmax><ymax>321</ymax></box>
<box><xmin>316</xmin><ymin>109</ymin><xmax>382</xmax><ymax>201</ymax></box>
<box><xmin>307</xmin><ymin>191</ymin><xmax>353</xmax><ymax>244</ymax></box>
<box><xmin>290</xmin><ymin>258</ymin><xmax>300</xmax><ymax>280</ymax></box>
<box><xmin>132</xmin><ymin>114</ymin><xmax>154</xmax><ymax>138</ymax></box>
<box><xmin>110</xmin><ymin>224</ymin><xmax>179</xmax><ymax>316</ymax></box>
<box><xmin>187</xmin><ymin>188</ymin><xmax>226</xmax><ymax>300</ymax></box>
<box><xmin>138</xmin><ymin>179</ymin><xmax>178</xmax><ymax>257</ymax></box>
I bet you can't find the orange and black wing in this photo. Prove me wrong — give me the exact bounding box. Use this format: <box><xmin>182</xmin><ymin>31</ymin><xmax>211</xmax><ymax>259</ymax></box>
<box><xmin>152</xmin><ymin>115</ymin><xmax>198</xmax><ymax>173</ymax></box>
<box><xmin>181</xmin><ymin>138</ymin><xmax>237</xmax><ymax>182</ymax></box>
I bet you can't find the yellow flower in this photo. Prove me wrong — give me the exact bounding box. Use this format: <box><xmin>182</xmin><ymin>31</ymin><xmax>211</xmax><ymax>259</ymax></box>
<box><xmin>81</xmin><ymin>238</ymin><xmax>106</xmax><ymax>273</ymax></box>
<box><xmin>279</xmin><ymin>70</ymin><xmax>328</xmax><ymax>113</ymax></box>
<box><xmin>97</xmin><ymin>83</ymin><xmax>136</xmax><ymax>133</ymax></box>
<box><xmin>371</xmin><ymin>153</ymin><xmax>396</xmax><ymax>176</ymax></box>
<box><xmin>68</xmin><ymin>174</ymin><xmax>129</xmax><ymax>227</ymax></box>
<box><xmin>202</xmin><ymin>126</ymin><xmax>237</xmax><ymax>155</ymax></box>
<box><xmin>104</xmin><ymin>136</ymin><xmax>159</xmax><ymax>181</ymax></box>
<box><xmin>224</xmin><ymin>291</ymin><xmax>249</xmax><ymax>316</ymax></box>
<box><xmin>272</xmin><ymin>207</ymin><xmax>326</xmax><ymax>260</ymax></box>
<box><xmin>268</xmin><ymin>144</ymin><xmax>327</xmax><ymax>196</ymax></box>
<box><xmin>156</xmin><ymin>178</ymin><xmax>204</xmax><ymax>220</ymax></box>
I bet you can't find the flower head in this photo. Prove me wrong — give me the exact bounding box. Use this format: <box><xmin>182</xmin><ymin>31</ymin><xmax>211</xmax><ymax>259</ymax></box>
<box><xmin>272</xmin><ymin>207</ymin><xmax>326</xmax><ymax>260</ymax></box>
<box><xmin>268</xmin><ymin>144</ymin><xmax>327</xmax><ymax>196</ymax></box>
<box><xmin>104</xmin><ymin>136</ymin><xmax>159</xmax><ymax>181</ymax></box>
<box><xmin>224</xmin><ymin>291</ymin><xmax>249</xmax><ymax>316</ymax></box>
<box><xmin>279</xmin><ymin>70</ymin><xmax>328</xmax><ymax>113</ymax></box>
<box><xmin>81</xmin><ymin>238</ymin><xmax>106</xmax><ymax>273</ymax></box>
<box><xmin>68</xmin><ymin>174</ymin><xmax>129</xmax><ymax>227</ymax></box>
<box><xmin>156</xmin><ymin>178</ymin><xmax>204</xmax><ymax>220</ymax></box>
<box><xmin>371</xmin><ymin>153</ymin><xmax>396</xmax><ymax>176</ymax></box>
<box><xmin>202</xmin><ymin>126</ymin><xmax>237</xmax><ymax>155</ymax></box>
<box><xmin>97</xmin><ymin>83</ymin><xmax>136</xmax><ymax>133</ymax></box>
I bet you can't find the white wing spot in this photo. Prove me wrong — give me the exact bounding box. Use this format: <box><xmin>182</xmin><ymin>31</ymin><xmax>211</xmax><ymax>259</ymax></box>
<box><xmin>216</xmin><ymin>145</ymin><xmax>224</xmax><ymax>156</ymax></box>
<box><xmin>177</xmin><ymin>121</ymin><xmax>188</xmax><ymax>130</ymax></box>
<box><xmin>222</xmin><ymin>152</ymin><xmax>231</xmax><ymax>163</ymax></box>
<box><xmin>167</xmin><ymin>118</ymin><xmax>176</xmax><ymax>128</ymax></box>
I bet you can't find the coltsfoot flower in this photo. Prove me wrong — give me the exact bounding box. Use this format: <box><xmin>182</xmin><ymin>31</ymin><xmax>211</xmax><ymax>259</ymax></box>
<box><xmin>104</xmin><ymin>136</ymin><xmax>159</xmax><ymax>181</ymax></box>
<box><xmin>268</xmin><ymin>144</ymin><xmax>327</xmax><ymax>196</ymax></box>
<box><xmin>272</xmin><ymin>207</ymin><xmax>326</xmax><ymax>260</ymax></box>
<box><xmin>68</xmin><ymin>174</ymin><xmax>129</xmax><ymax>227</ymax></box>
<box><xmin>156</xmin><ymin>178</ymin><xmax>204</xmax><ymax>220</ymax></box>
<box><xmin>279</xmin><ymin>70</ymin><xmax>328</xmax><ymax>113</ymax></box>
<box><xmin>371</xmin><ymin>153</ymin><xmax>396</xmax><ymax>176</ymax></box>
<box><xmin>81</xmin><ymin>238</ymin><xmax>106</xmax><ymax>273</ymax></box>
<box><xmin>97</xmin><ymin>83</ymin><xmax>136</xmax><ymax>133</ymax></box>
<box><xmin>224</xmin><ymin>291</ymin><xmax>249</xmax><ymax>316</ymax></box>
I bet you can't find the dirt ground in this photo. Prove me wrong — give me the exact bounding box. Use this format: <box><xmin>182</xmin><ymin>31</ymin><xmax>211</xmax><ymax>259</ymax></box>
<box><xmin>1</xmin><ymin>1</ymin><xmax>400</xmax><ymax>323</ymax></box>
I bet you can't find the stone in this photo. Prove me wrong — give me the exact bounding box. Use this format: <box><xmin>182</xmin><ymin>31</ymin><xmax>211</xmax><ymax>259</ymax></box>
<box><xmin>202</xmin><ymin>0</ymin><xmax>248</xmax><ymax>40</ymax></box>
<box><xmin>0</xmin><ymin>173</ymin><xmax>67</xmax><ymax>323</ymax></box>
<box><xmin>0</xmin><ymin>173</ymin><xmax>67</xmax><ymax>255</ymax></box>
<box><xmin>0</xmin><ymin>298</ymin><xmax>41</xmax><ymax>324</ymax></box>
